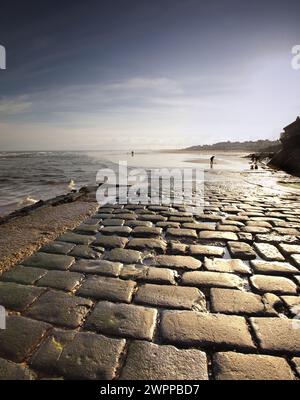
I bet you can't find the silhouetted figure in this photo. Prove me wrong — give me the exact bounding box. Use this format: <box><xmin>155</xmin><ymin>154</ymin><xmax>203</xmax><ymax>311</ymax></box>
<box><xmin>210</xmin><ymin>155</ymin><xmax>215</xmax><ymax>168</ymax></box>
<box><xmin>250</xmin><ymin>159</ymin><xmax>258</xmax><ymax>170</ymax></box>
<box><xmin>131</xmin><ymin>150</ymin><xmax>134</xmax><ymax>157</ymax></box>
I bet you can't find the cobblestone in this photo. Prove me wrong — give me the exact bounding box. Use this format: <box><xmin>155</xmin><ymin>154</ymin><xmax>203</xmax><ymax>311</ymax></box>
<box><xmin>40</xmin><ymin>241</ymin><xmax>75</xmax><ymax>255</ymax></box>
<box><xmin>237</xmin><ymin>232</ymin><xmax>253</xmax><ymax>243</ymax></box>
<box><xmin>0</xmin><ymin>316</ymin><xmax>51</xmax><ymax>362</ymax></box>
<box><xmin>161</xmin><ymin>311</ymin><xmax>255</xmax><ymax>350</ymax></box>
<box><xmin>246</xmin><ymin>221</ymin><xmax>272</xmax><ymax>228</ymax></box>
<box><xmin>126</xmin><ymin>220</ymin><xmax>153</xmax><ymax>227</ymax></box>
<box><xmin>189</xmin><ymin>244</ymin><xmax>225</xmax><ymax>258</ymax></box>
<box><xmin>250</xmin><ymin>275</ymin><xmax>298</xmax><ymax>294</ymax></box>
<box><xmin>156</xmin><ymin>221</ymin><xmax>180</xmax><ymax>228</ymax></box>
<box><xmin>120</xmin><ymin>265</ymin><xmax>176</xmax><ymax>284</ymax></box>
<box><xmin>31</xmin><ymin>330</ymin><xmax>125</xmax><ymax>379</ymax></box>
<box><xmin>127</xmin><ymin>238</ymin><xmax>167</xmax><ymax>253</ymax></box>
<box><xmin>100</xmin><ymin>225</ymin><xmax>132</xmax><ymax>236</ymax></box>
<box><xmin>166</xmin><ymin>228</ymin><xmax>198</xmax><ymax>239</ymax></box>
<box><xmin>101</xmin><ymin>218</ymin><xmax>125</xmax><ymax>226</ymax></box>
<box><xmin>134</xmin><ymin>283</ymin><xmax>206</xmax><ymax>310</ymax></box>
<box><xmin>199</xmin><ymin>231</ymin><xmax>239</xmax><ymax>241</ymax></box>
<box><xmin>256</xmin><ymin>233</ymin><xmax>300</xmax><ymax>244</ymax></box>
<box><xmin>74</xmin><ymin>223</ymin><xmax>100</xmax><ymax>234</ymax></box>
<box><xmin>93</xmin><ymin>235</ymin><xmax>128</xmax><ymax>248</ymax></box>
<box><xmin>250</xmin><ymin>317</ymin><xmax>300</xmax><ymax>354</ymax></box>
<box><xmin>210</xmin><ymin>288</ymin><xmax>280</xmax><ymax>316</ymax></box>
<box><xmin>197</xmin><ymin>214</ymin><xmax>223</xmax><ymax>222</ymax></box>
<box><xmin>1</xmin><ymin>265</ymin><xmax>47</xmax><ymax>285</ymax></box>
<box><xmin>0</xmin><ymin>358</ymin><xmax>35</xmax><ymax>380</ymax></box>
<box><xmin>131</xmin><ymin>226</ymin><xmax>162</xmax><ymax>237</ymax></box>
<box><xmin>0</xmin><ymin>282</ymin><xmax>45</xmax><ymax>311</ymax></box>
<box><xmin>69</xmin><ymin>244</ymin><xmax>103</xmax><ymax>259</ymax></box>
<box><xmin>168</xmin><ymin>216</ymin><xmax>194</xmax><ymax>223</ymax></box>
<box><xmin>150</xmin><ymin>255</ymin><xmax>201</xmax><ymax>270</ymax></box>
<box><xmin>278</xmin><ymin>243</ymin><xmax>300</xmax><ymax>255</ymax></box>
<box><xmin>204</xmin><ymin>257</ymin><xmax>251</xmax><ymax>274</ymax></box>
<box><xmin>138</xmin><ymin>214</ymin><xmax>167</xmax><ymax>222</ymax></box>
<box><xmin>70</xmin><ymin>259</ymin><xmax>122</xmax><ymax>277</ymax></box>
<box><xmin>254</xmin><ymin>243</ymin><xmax>285</xmax><ymax>262</ymax></box>
<box><xmin>169</xmin><ymin>241</ymin><xmax>188</xmax><ymax>254</ymax></box>
<box><xmin>85</xmin><ymin>301</ymin><xmax>157</xmax><ymax>340</ymax></box>
<box><xmin>22</xmin><ymin>252</ymin><xmax>75</xmax><ymax>270</ymax></box>
<box><xmin>25</xmin><ymin>290</ymin><xmax>93</xmax><ymax>328</ymax></box>
<box><xmin>182</xmin><ymin>222</ymin><xmax>215</xmax><ymax>231</ymax></box>
<box><xmin>121</xmin><ymin>341</ymin><xmax>208</xmax><ymax>380</ymax></box>
<box><xmin>3</xmin><ymin>192</ymin><xmax>300</xmax><ymax>379</ymax></box>
<box><xmin>242</xmin><ymin>226</ymin><xmax>270</xmax><ymax>234</ymax></box>
<box><xmin>182</xmin><ymin>271</ymin><xmax>244</xmax><ymax>289</ymax></box>
<box><xmin>250</xmin><ymin>260</ymin><xmax>299</xmax><ymax>275</ymax></box>
<box><xmin>217</xmin><ymin>224</ymin><xmax>240</xmax><ymax>232</ymax></box>
<box><xmin>274</xmin><ymin>227</ymin><xmax>300</xmax><ymax>235</ymax></box>
<box><xmin>113</xmin><ymin>214</ymin><xmax>137</xmax><ymax>220</ymax></box>
<box><xmin>36</xmin><ymin>270</ymin><xmax>84</xmax><ymax>291</ymax></box>
<box><xmin>77</xmin><ymin>275</ymin><xmax>136</xmax><ymax>302</ymax></box>
<box><xmin>58</xmin><ymin>232</ymin><xmax>96</xmax><ymax>245</ymax></box>
<box><xmin>213</xmin><ymin>352</ymin><xmax>295</xmax><ymax>380</ymax></box>
<box><xmin>104</xmin><ymin>248</ymin><xmax>143</xmax><ymax>263</ymax></box>
<box><xmin>228</xmin><ymin>241</ymin><xmax>256</xmax><ymax>259</ymax></box>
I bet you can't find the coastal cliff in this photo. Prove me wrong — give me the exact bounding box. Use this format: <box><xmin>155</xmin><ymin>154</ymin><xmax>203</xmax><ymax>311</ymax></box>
<box><xmin>269</xmin><ymin>117</ymin><xmax>300</xmax><ymax>176</ymax></box>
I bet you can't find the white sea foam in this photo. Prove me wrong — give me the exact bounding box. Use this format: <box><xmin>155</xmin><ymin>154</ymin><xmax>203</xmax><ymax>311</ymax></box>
<box><xmin>20</xmin><ymin>196</ymin><xmax>39</xmax><ymax>206</ymax></box>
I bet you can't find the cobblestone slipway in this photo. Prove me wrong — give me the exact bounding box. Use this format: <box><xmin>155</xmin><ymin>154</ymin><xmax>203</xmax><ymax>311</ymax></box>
<box><xmin>0</xmin><ymin>176</ymin><xmax>300</xmax><ymax>380</ymax></box>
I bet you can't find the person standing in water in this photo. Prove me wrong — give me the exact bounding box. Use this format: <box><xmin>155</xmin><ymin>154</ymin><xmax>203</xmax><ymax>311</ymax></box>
<box><xmin>131</xmin><ymin>150</ymin><xmax>134</xmax><ymax>157</ymax></box>
<box><xmin>210</xmin><ymin>155</ymin><xmax>215</xmax><ymax>168</ymax></box>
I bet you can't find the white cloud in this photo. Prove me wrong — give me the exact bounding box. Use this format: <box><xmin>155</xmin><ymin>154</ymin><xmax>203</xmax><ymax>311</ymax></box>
<box><xmin>105</xmin><ymin>77</ymin><xmax>182</xmax><ymax>94</ymax></box>
<box><xmin>1</xmin><ymin>56</ymin><xmax>299</xmax><ymax>151</ymax></box>
<box><xmin>0</xmin><ymin>97</ymin><xmax>32</xmax><ymax>115</ymax></box>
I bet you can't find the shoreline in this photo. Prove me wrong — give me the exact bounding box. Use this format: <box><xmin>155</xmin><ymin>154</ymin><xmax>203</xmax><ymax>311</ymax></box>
<box><xmin>1</xmin><ymin>162</ymin><xmax>300</xmax><ymax>274</ymax></box>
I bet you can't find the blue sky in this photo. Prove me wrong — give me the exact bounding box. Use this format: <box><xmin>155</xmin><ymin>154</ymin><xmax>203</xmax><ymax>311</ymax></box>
<box><xmin>0</xmin><ymin>0</ymin><xmax>300</xmax><ymax>150</ymax></box>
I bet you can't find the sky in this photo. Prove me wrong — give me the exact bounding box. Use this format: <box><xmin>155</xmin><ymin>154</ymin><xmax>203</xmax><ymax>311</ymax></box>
<box><xmin>0</xmin><ymin>0</ymin><xmax>300</xmax><ymax>150</ymax></box>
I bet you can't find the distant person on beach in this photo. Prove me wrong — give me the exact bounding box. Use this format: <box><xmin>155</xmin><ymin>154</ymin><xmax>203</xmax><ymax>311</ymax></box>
<box><xmin>210</xmin><ymin>155</ymin><xmax>215</xmax><ymax>168</ymax></box>
<box><xmin>131</xmin><ymin>150</ymin><xmax>134</xmax><ymax>157</ymax></box>
<box><xmin>250</xmin><ymin>157</ymin><xmax>259</xmax><ymax>170</ymax></box>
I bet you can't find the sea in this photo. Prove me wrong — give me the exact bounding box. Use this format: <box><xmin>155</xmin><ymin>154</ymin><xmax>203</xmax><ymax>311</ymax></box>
<box><xmin>0</xmin><ymin>150</ymin><xmax>251</xmax><ymax>217</ymax></box>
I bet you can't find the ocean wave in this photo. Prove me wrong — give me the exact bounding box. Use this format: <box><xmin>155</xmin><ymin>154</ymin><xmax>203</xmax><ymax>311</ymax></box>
<box><xmin>68</xmin><ymin>179</ymin><xmax>76</xmax><ymax>189</ymax></box>
<box><xmin>19</xmin><ymin>196</ymin><xmax>39</xmax><ymax>206</ymax></box>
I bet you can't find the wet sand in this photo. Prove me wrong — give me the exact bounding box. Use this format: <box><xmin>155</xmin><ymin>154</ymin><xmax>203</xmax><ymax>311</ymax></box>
<box><xmin>0</xmin><ymin>196</ymin><xmax>98</xmax><ymax>272</ymax></box>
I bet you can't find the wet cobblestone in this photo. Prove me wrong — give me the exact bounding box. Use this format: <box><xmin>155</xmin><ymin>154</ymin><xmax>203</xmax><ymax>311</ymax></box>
<box><xmin>1</xmin><ymin>181</ymin><xmax>300</xmax><ymax>380</ymax></box>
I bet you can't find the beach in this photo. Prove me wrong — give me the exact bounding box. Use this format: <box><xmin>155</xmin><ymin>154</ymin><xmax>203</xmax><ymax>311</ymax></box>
<box><xmin>0</xmin><ymin>149</ymin><xmax>282</xmax><ymax>216</ymax></box>
<box><xmin>1</xmin><ymin>149</ymin><xmax>300</xmax><ymax>217</ymax></box>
